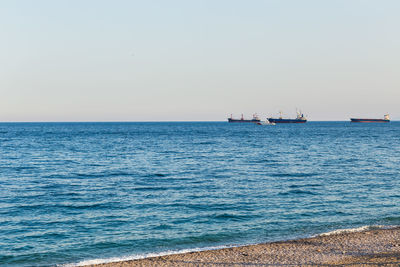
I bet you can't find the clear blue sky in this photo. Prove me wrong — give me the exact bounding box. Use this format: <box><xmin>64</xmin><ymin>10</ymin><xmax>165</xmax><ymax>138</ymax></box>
<box><xmin>1</xmin><ymin>0</ymin><xmax>399</xmax><ymax>121</ymax></box>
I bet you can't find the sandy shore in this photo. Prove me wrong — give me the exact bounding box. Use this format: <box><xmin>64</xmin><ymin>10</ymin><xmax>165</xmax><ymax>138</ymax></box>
<box><xmin>87</xmin><ymin>227</ymin><xmax>400</xmax><ymax>267</ymax></box>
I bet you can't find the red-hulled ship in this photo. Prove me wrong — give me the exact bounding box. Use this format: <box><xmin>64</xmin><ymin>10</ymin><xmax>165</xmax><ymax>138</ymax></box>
<box><xmin>350</xmin><ymin>114</ymin><xmax>390</xmax><ymax>123</ymax></box>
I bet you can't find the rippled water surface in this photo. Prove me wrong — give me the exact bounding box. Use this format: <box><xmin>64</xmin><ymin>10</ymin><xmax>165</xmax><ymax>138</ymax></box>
<box><xmin>1</xmin><ymin>122</ymin><xmax>399</xmax><ymax>266</ymax></box>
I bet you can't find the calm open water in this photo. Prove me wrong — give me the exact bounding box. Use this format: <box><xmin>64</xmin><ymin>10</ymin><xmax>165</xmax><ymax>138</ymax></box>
<box><xmin>0</xmin><ymin>122</ymin><xmax>399</xmax><ymax>266</ymax></box>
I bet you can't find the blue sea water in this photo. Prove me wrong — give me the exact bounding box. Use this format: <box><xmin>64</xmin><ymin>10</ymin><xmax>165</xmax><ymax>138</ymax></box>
<box><xmin>0</xmin><ymin>121</ymin><xmax>399</xmax><ymax>266</ymax></box>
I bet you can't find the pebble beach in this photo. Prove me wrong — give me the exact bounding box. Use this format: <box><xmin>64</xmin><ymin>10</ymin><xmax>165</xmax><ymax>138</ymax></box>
<box><xmin>87</xmin><ymin>227</ymin><xmax>400</xmax><ymax>267</ymax></box>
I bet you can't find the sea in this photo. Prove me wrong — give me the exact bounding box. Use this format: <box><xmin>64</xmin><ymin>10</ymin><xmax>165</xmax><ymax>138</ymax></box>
<box><xmin>1</xmin><ymin>121</ymin><xmax>399</xmax><ymax>266</ymax></box>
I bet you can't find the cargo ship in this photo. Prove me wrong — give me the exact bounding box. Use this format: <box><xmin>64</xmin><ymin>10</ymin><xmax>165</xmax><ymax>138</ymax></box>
<box><xmin>350</xmin><ymin>114</ymin><xmax>390</xmax><ymax>123</ymax></box>
<box><xmin>267</xmin><ymin>111</ymin><xmax>307</xmax><ymax>123</ymax></box>
<box><xmin>228</xmin><ymin>114</ymin><xmax>261</xmax><ymax>123</ymax></box>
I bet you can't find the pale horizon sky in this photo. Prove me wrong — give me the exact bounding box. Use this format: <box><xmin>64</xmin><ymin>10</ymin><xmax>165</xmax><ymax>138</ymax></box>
<box><xmin>1</xmin><ymin>0</ymin><xmax>399</xmax><ymax>122</ymax></box>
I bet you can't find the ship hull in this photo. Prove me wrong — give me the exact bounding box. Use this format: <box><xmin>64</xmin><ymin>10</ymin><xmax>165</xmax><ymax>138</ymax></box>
<box><xmin>267</xmin><ymin>118</ymin><xmax>307</xmax><ymax>123</ymax></box>
<box><xmin>350</xmin><ymin>118</ymin><xmax>390</xmax><ymax>123</ymax></box>
<box><xmin>228</xmin><ymin>118</ymin><xmax>260</xmax><ymax>123</ymax></box>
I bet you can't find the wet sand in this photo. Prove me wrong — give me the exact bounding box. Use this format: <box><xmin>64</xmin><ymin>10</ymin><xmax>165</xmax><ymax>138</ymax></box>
<box><xmin>87</xmin><ymin>227</ymin><xmax>400</xmax><ymax>266</ymax></box>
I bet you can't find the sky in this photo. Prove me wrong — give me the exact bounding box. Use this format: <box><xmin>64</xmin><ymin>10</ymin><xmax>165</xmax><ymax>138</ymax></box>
<box><xmin>1</xmin><ymin>0</ymin><xmax>399</xmax><ymax>121</ymax></box>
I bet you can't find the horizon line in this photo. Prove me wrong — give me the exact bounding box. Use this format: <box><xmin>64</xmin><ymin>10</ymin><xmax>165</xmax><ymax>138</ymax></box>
<box><xmin>0</xmin><ymin>120</ymin><xmax>398</xmax><ymax>123</ymax></box>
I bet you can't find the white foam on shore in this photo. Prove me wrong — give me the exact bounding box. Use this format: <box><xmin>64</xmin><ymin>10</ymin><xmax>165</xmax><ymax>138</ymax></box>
<box><xmin>64</xmin><ymin>225</ymin><xmax>399</xmax><ymax>266</ymax></box>
<box><xmin>63</xmin><ymin>245</ymin><xmax>236</xmax><ymax>267</ymax></box>
<box><xmin>315</xmin><ymin>225</ymin><xmax>396</xmax><ymax>237</ymax></box>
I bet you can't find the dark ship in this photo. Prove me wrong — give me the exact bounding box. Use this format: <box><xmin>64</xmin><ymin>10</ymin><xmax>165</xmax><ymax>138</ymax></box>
<box><xmin>228</xmin><ymin>114</ymin><xmax>261</xmax><ymax>123</ymax></box>
<box><xmin>350</xmin><ymin>114</ymin><xmax>390</xmax><ymax>123</ymax></box>
<box><xmin>267</xmin><ymin>111</ymin><xmax>307</xmax><ymax>123</ymax></box>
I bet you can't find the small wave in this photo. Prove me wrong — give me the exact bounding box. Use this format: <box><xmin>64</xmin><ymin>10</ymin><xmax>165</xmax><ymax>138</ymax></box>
<box><xmin>12</xmin><ymin>201</ymin><xmax>114</xmax><ymax>211</ymax></box>
<box><xmin>15</xmin><ymin>166</ymin><xmax>38</xmax><ymax>171</ymax></box>
<box><xmin>152</xmin><ymin>224</ymin><xmax>173</xmax><ymax>230</ymax></box>
<box><xmin>271</xmin><ymin>173</ymin><xmax>318</xmax><ymax>178</ymax></box>
<box><xmin>141</xmin><ymin>173</ymin><xmax>168</xmax><ymax>178</ymax></box>
<box><xmin>213</xmin><ymin>213</ymin><xmax>249</xmax><ymax>221</ymax></box>
<box><xmin>194</xmin><ymin>141</ymin><xmax>216</xmax><ymax>145</ymax></box>
<box><xmin>382</xmin><ymin>216</ymin><xmax>400</xmax><ymax>223</ymax></box>
<box><xmin>67</xmin><ymin>245</ymin><xmax>235</xmax><ymax>267</ymax></box>
<box><xmin>279</xmin><ymin>189</ymin><xmax>317</xmax><ymax>196</ymax></box>
<box><xmin>72</xmin><ymin>171</ymin><xmax>134</xmax><ymax>178</ymax></box>
<box><xmin>288</xmin><ymin>184</ymin><xmax>322</xmax><ymax>189</ymax></box>
<box><xmin>153</xmin><ymin>173</ymin><xmax>166</xmax><ymax>177</ymax></box>
<box><xmin>254</xmin><ymin>159</ymin><xmax>279</xmax><ymax>163</ymax></box>
<box><xmin>133</xmin><ymin>186</ymin><xmax>169</xmax><ymax>191</ymax></box>
<box><xmin>58</xmin><ymin>202</ymin><xmax>115</xmax><ymax>210</ymax></box>
<box><xmin>315</xmin><ymin>225</ymin><xmax>397</xmax><ymax>237</ymax></box>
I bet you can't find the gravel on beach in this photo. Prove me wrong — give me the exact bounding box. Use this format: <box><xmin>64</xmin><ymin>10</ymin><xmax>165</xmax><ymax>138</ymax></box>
<box><xmin>87</xmin><ymin>227</ymin><xmax>400</xmax><ymax>267</ymax></box>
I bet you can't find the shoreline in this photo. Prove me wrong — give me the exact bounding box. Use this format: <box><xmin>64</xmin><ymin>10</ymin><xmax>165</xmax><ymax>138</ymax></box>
<box><xmin>83</xmin><ymin>227</ymin><xmax>400</xmax><ymax>266</ymax></box>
